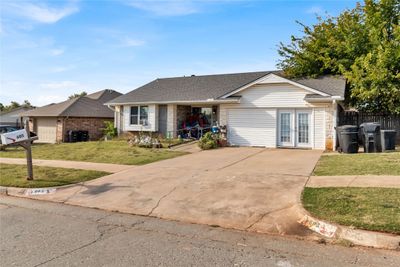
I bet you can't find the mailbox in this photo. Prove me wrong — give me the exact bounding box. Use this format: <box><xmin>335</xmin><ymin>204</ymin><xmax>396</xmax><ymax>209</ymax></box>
<box><xmin>0</xmin><ymin>129</ymin><xmax>29</xmax><ymax>145</ymax></box>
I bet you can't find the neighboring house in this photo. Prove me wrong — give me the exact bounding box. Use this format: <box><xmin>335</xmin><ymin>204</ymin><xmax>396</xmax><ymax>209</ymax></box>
<box><xmin>22</xmin><ymin>89</ymin><xmax>122</xmax><ymax>143</ymax></box>
<box><xmin>106</xmin><ymin>71</ymin><xmax>346</xmax><ymax>150</ymax></box>
<box><xmin>0</xmin><ymin>107</ymin><xmax>34</xmax><ymax>127</ymax></box>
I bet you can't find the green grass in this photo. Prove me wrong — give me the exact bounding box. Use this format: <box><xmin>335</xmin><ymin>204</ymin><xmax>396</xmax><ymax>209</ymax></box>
<box><xmin>302</xmin><ymin>187</ymin><xmax>400</xmax><ymax>234</ymax></box>
<box><xmin>0</xmin><ymin>163</ymin><xmax>109</xmax><ymax>188</ymax></box>
<box><xmin>0</xmin><ymin>141</ymin><xmax>187</xmax><ymax>165</ymax></box>
<box><xmin>313</xmin><ymin>152</ymin><xmax>400</xmax><ymax>176</ymax></box>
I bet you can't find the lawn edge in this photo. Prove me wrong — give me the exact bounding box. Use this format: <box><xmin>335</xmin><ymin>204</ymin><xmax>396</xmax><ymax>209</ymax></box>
<box><xmin>298</xmin><ymin>189</ymin><xmax>400</xmax><ymax>250</ymax></box>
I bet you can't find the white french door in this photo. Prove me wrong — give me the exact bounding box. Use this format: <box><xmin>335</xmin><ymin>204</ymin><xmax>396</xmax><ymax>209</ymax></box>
<box><xmin>278</xmin><ymin>110</ymin><xmax>295</xmax><ymax>147</ymax></box>
<box><xmin>296</xmin><ymin>111</ymin><xmax>312</xmax><ymax>147</ymax></box>
<box><xmin>278</xmin><ymin>109</ymin><xmax>312</xmax><ymax>148</ymax></box>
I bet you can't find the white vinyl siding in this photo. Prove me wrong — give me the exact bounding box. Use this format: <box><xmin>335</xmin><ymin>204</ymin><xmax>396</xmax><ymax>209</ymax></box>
<box><xmin>227</xmin><ymin>109</ymin><xmax>276</xmax><ymax>147</ymax></box>
<box><xmin>36</xmin><ymin>118</ymin><xmax>57</xmax><ymax>143</ymax></box>
<box><xmin>233</xmin><ymin>84</ymin><xmax>312</xmax><ymax>108</ymax></box>
<box><xmin>123</xmin><ymin>104</ymin><xmax>157</xmax><ymax>131</ymax></box>
<box><xmin>221</xmin><ymin>83</ymin><xmax>331</xmax><ymax>149</ymax></box>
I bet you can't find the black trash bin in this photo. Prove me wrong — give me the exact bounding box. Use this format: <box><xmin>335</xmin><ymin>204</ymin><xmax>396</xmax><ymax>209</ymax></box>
<box><xmin>80</xmin><ymin>131</ymin><xmax>89</xmax><ymax>142</ymax></box>
<box><xmin>337</xmin><ymin>125</ymin><xmax>359</xmax><ymax>153</ymax></box>
<box><xmin>381</xmin><ymin>130</ymin><xmax>397</xmax><ymax>152</ymax></box>
<box><xmin>360</xmin><ymin>122</ymin><xmax>382</xmax><ymax>153</ymax></box>
<box><xmin>70</xmin><ymin>130</ymin><xmax>79</xmax><ymax>142</ymax></box>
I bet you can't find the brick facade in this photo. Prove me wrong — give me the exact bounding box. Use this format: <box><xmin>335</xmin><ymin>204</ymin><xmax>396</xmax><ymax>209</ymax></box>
<box><xmin>56</xmin><ymin>118</ymin><xmax>64</xmax><ymax>143</ymax></box>
<box><xmin>63</xmin><ymin>117</ymin><xmax>113</xmax><ymax>141</ymax></box>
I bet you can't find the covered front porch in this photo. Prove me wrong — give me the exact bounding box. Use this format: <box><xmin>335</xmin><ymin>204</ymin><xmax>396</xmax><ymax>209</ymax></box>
<box><xmin>159</xmin><ymin>104</ymin><xmax>219</xmax><ymax>139</ymax></box>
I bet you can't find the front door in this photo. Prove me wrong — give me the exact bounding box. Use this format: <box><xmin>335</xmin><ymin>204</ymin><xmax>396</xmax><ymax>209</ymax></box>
<box><xmin>278</xmin><ymin>109</ymin><xmax>312</xmax><ymax>148</ymax></box>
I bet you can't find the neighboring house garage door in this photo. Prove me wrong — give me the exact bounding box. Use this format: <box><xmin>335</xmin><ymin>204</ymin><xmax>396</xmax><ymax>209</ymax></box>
<box><xmin>227</xmin><ymin>109</ymin><xmax>276</xmax><ymax>147</ymax></box>
<box><xmin>36</xmin><ymin>118</ymin><xmax>57</xmax><ymax>143</ymax></box>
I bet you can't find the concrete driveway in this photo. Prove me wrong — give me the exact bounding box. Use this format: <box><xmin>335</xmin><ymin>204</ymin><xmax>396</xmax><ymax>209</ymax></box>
<box><xmin>16</xmin><ymin>148</ymin><xmax>322</xmax><ymax>236</ymax></box>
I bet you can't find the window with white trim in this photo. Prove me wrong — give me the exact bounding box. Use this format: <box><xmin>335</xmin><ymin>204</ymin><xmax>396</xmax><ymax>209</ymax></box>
<box><xmin>130</xmin><ymin>106</ymin><xmax>149</xmax><ymax>125</ymax></box>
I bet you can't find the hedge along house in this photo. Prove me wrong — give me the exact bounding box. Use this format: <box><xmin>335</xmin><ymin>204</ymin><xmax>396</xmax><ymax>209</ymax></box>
<box><xmin>106</xmin><ymin>71</ymin><xmax>346</xmax><ymax>150</ymax></box>
<box><xmin>22</xmin><ymin>89</ymin><xmax>122</xmax><ymax>143</ymax></box>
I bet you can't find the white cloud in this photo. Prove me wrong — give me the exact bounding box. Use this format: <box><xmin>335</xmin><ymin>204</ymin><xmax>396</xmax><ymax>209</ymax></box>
<box><xmin>126</xmin><ymin>0</ymin><xmax>198</xmax><ymax>16</ymax></box>
<box><xmin>50</xmin><ymin>48</ymin><xmax>65</xmax><ymax>56</ymax></box>
<box><xmin>5</xmin><ymin>1</ymin><xmax>79</xmax><ymax>24</ymax></box>
<box><xmin>120</xmin><ymin>37</ymin><xmax>146</xmax><ymax>47</ymax></box>
<box><xmin>40</xmin><ymin>81</ymin><xmax>85</xmax><ymax>90</ymax></box>
<box><xmin>49</xmin><ymin>65</ymin><xmax>75</xmax><ymax>73</ymax></box>
<box><xmin>306</xmin><ymin>6</ymin><xmax>322</xmax><ymax>14</ymax></box>
<box><xmin>36</xmin><ymin>95</ymin><xmax>67</xmax><ymax>105</ymax></box>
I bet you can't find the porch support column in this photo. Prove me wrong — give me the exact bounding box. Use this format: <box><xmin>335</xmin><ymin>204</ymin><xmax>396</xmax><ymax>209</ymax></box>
<box><xmin>167</xmin><ymin>104</ymin><xmax>177</xmax><ymax>138</ymax></box>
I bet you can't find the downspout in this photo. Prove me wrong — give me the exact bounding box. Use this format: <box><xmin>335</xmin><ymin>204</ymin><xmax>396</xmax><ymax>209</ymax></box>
<box><xmin>332</xmin><ymin>99</ymin><xmax>338</xmax><ymax>151</ymax></box>
<box><xmin>107</xmin><ymin>104</ymin><xmax>121</xmax><ymax>134</ymax></box>
<box><xmin>63</xmin><ymin>116</ymin><xmax>68</xmax><ymax>142</ymax></box>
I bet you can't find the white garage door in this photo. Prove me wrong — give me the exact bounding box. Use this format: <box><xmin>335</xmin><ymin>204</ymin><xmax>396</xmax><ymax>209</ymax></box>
<box><xmin>36</xmin><ymin>118</ymin><xmax>57</xmax><ymax>143</ymax></box>
<box><xmin>227</xmin><ymin>109</ymin><xmax>276</xmax><ymax>147</ymax></box>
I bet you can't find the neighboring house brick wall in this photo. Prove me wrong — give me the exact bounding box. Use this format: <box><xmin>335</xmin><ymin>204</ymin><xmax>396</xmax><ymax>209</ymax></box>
<box><xmin>64</xmin><ymin>117</ymin><xmax>112</xmax><ymax>141</ymax></box>
<box><xmin>56</xmin><ymin>117</ymin><xmax>64</xmax><ymax>143</ymax></box>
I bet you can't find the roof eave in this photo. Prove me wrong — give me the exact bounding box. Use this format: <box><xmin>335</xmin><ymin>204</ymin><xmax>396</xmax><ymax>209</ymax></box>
<box><xmin>304</xmin><ymin>96</ymin><xmax>344</xmax><ymax>103</ymax></box>
<box><xmin>105</xmin><ymin>98</ymin><xmax>241</xmax><ymax>106</ymax></box>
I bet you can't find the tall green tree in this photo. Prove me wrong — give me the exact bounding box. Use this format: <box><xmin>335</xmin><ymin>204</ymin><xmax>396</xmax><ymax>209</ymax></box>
<box><xmin>68</xmin><ymin>91</ymin><xmax>87</xmax><ymax>99</ymax></box>
<box><xmin>0</xmin><ymin>100</ymin><xmax>34</xmax><ymax>112</ymax></box>
<box><xmin>278</xmin><ymin>0</ymin><xmax>400</xmax><ymax>114</ymax></box>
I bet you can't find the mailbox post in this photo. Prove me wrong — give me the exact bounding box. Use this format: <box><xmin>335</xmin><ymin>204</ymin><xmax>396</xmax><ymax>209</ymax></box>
<box><xmin>0</xmin><ymin>119</ymin><xmax>37</xmax><ymax>180</ymax></box>
<box><xmin>24</xmin><ymin>120</ymin><xmax>34</xmax><ymax>180</ymax></box>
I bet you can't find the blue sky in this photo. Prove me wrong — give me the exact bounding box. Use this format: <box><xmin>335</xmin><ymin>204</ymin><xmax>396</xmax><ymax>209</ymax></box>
<box><xmin>1</xmin><ymin>0</ymin><xmax>358</xmax><ymax>106</ymax></box>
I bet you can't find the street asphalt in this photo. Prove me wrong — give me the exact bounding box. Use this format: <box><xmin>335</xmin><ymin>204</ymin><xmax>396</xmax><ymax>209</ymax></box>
<box><xmin>1</xmin><ymin>196</ymin><xmax>399</xmax><ymax>267</ymax></box>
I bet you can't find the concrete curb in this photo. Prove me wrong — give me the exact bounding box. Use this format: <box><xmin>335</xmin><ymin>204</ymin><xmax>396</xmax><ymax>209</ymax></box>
<box><xmin>298</xmin><ymin>208</ymin><xmax>400</xmax><ymax>250</ymax></box>
<box><xmin>0</xmin><ymin>182</ymin><xmax>82</xmax><ymax>198</ymax></box>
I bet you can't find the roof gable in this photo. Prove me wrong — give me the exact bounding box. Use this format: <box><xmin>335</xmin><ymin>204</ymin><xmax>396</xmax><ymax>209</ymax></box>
<box><xmin>22</xmin><ymin>89</ymin><xmax>122</xmax><ymax>118</ymax></box>
<box><xmin>221</xmin><ymin>73</ymin><xmax>345</xmax><ymax>98</ymax></box>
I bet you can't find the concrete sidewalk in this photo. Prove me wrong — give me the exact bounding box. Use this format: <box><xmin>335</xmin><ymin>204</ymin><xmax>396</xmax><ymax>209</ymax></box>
<box><xmin>0</xmin><ymin>157</ymin><xmax>134</xmax><ymax>173</ymax></box>
<box><xmin>306</xmin><ymin>175</ymin><xmax>400</xmax><ymax>188</ymax></box>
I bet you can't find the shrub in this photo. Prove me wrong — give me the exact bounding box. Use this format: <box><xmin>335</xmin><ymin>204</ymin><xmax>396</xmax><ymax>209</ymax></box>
<box><xmin>103</xmin><ymin>121</ymin><xmax>117</xmax><ymax>140</ymax></box>
<box><xmin>198</xmin><ymin>132</ymin><xmax>218</xmax><ymax>150</ymax></box>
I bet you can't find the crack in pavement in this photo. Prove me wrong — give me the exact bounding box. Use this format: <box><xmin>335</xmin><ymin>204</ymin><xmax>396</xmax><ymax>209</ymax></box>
<box><xmin>33</xmin><ymin>224</ymin><xmax>120</xmax><ymax>267</ymax></box>
<box><xmin>347</xmin><ymin>176</ymin><xmax>359</xmax><ymax>187</ymax></box>
<box><xmin>245</xmin><ymin>204</ymin><xmax>297</xmax><ymax>230</ymax></box>
<box><xmin>147</xmin><ymin>186</ymin><xmax>178</xmax><ymax>216</ymax></box>
<box><xmin>217</xmin><ymin>149</ymin><xmax>267</xmax><ymax>170</ymax></box>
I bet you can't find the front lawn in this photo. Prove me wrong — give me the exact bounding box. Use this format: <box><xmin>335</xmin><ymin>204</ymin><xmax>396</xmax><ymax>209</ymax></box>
<box><xmin>313</xmin><ymin>152</ymin><xmax>400</xmax><ymax>176</ymax></box>
<box><xmin>302</xmin><ymin>187</ymin><xmax>400</xmax><ymax>234</ymax></box>
<box><xmin>0</xmin><ymin>163</ymin><xmax>110</xmax><ymax>188</ymax></box>
<box><xmin>0</xmin><ymin>141</ymin><xmax>187</xmax><ymax>165</ymax></box>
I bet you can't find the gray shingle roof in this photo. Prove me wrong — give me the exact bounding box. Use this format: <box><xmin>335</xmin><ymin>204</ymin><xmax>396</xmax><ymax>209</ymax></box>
<box><xmin>107</xmin><ymin>71</ymin><xmax>346</xmax><ymax>105</ymax></box>
<box><xmin>22</xmin><ymin>89</ymin><xmax>122</xmax><ymax>118</ymax></box>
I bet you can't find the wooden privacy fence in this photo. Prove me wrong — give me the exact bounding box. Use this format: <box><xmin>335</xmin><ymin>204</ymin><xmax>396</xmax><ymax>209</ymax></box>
<box><xmin>338</xmin><ymin>111</ymin><xmax>400</xmax><ymax>144</ymax></box>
